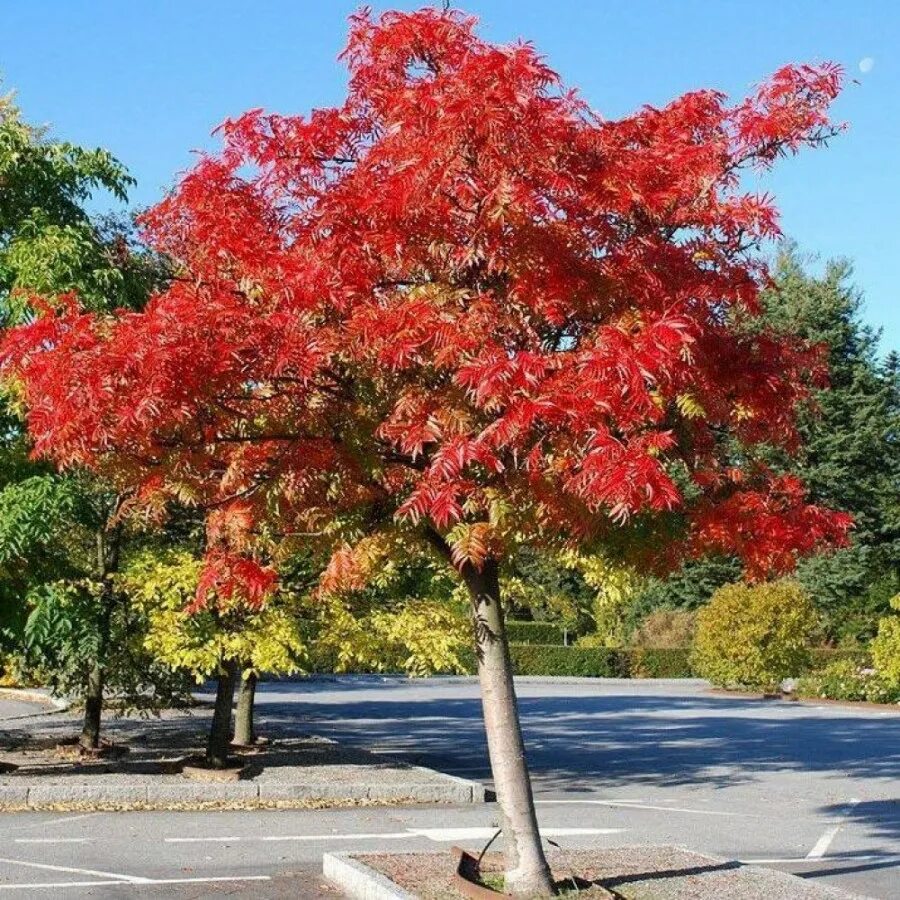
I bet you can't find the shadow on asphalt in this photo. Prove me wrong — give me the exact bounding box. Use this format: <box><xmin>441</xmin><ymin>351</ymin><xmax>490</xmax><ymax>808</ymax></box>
<box><xmin>250</xmin><ymin>687</ymin><xmax>900</xmax><ymax>793</ymax></box>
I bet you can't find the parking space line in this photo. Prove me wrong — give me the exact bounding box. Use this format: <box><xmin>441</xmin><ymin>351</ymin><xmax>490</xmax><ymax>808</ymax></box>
<box><xmin>0</xmin><ymin>876</ymin><xmax>273</xmax><ymax>891</ymax></box>
<box><xmin>14</xmin><ymin>839</ymin><xmax>91</xmax><ymax>845</ymax></box>
<box><xmin>165</xmin><ymin>826</ymin><xmax>624</xmax><ymax>844</ymax></box>
<box><xmin>0</xmin><ymin>857</ymin><xmax>150</xmax><ymax>884</ymax></box>
<box><xmin>535</xmin><ymin>799</ymin><xmax>759</xmax><ymax>818</ymax></box>
<box><xmin>806</xmin><ymin>798</ymin><xmax>860</xmax><ymax>859</ymax></box>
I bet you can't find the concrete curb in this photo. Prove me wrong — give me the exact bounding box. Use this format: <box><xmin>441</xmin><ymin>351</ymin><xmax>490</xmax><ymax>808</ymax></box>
<box><xmin>0</xmin><ymin>775</ymin><xmax>485</xmax><ymax>810</ymax></box>
<box><xmin>0</xmin><ymin>687</ymin><xmax>70</xmax><ymax>717</ymax></box>
<box><xmin>323</xmin><ymin>846</ymin><xmax>867</xmax><ymax>900</ymax></box>
<box><xmin>323</xmin><ymin>852</ymin><xmax>417</xmax><ymax>900</ymax></box>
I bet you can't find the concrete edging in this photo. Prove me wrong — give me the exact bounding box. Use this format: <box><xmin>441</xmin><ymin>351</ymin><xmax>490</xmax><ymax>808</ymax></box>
<box><xmin>324</xmin><ymin>852</ymin><xmax>418</xmax><ymax>900</ymax></box>
<box><xmin>0</xmin><ymin>774</ymin><xmax>485</xmax><ymax>810</ymax></box>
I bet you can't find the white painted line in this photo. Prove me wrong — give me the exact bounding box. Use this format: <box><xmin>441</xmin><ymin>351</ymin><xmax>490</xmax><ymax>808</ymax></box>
<box><xmin>136</xmin><ymin>876</ymin><xmax>273</xmax><ymax>885</ymax></box>
<box><xmin>806</xmin><ymin>797</ymin><xmax>860</xmax><ymax>859</ymax></box>
<box><xmin>408</xmin><ymin>827</ymin><xmax>623</xmax><ymax>841</ymax></box>
<box><xmin>741</xmin><ymin>854</ymin><xmax>900</xmax><ymax>865</ymax></box>
<box><xmin>0</xmin><ymin>857</ymin><xmax>150</xmax><ymax>884</ymax></box>
<box><xmin>167</xmin><ymin>832</ymin><xmax>410</xmax><ymax>844</ymax></box>
<box><xmin>166</xmin><ymin>826</ymin><xmax>625</xmax><ymax>845</ymax></box>
<box><xmin>806</xmin><ymin>825</ymin><xmax>841</xmax><ymax>859</ymax></box>
<box><xmin>535</xmin><ymin>799</ymin><xmax>758</xmax><ymax>818</ymax></box>
<box><xmin>0</xmin><ymin>882</ymin><xmax>125</xmax><ymax>891</ymax></box>
<box><xmin>5</xmin><ymin>812</ymin><xmax>101</xmax><ymax>834</ymax></box>
<box><xmin>13</xmin><ymin>839</ymin><xmax>91</xmax><ymax>845</ymax></box>
<box><xmin>0</xmin><ymin>876</ymin><xmax>272</xmax><ymax>891</ymax></box>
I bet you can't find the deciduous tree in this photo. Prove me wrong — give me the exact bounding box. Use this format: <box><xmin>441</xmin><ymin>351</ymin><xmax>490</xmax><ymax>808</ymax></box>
<box><xmin>2</xmin><ymin>9</ymin><xmax>852</xmax><ymax>892</ymax></box>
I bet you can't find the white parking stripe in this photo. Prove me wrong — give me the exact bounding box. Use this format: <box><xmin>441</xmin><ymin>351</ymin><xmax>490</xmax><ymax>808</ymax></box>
<box><xmin>806</xmin><ymin>825</ymin><xmax>842</xmax><ymax>859</ymax></box>
<box><xmin>0</xmin><ymin>876</ymin><xmax>272</xmax><ymax>891</ymax></box>
<box><xmin>806</xmin><ymin>798</ymin><xmax>860</xmax><ymax>859</ymax></box>
<box><xmin>14</xmin><ymin>839</ymin><xmax>90</xmax><ymax>845</ymax></box>
<box><xmin>166</xmin><ymin>826</ymin><xmax>624</xmax><ymax>844</ymax></box>
<box><xmin>0</xmin><ymin>857</ymin><xmax>150</xmax><ymax>884</ymax></box>
<box><xmin>535</xmin><ymin>799</ymin><xmax>759</xmax><ymax>818</ymax></box>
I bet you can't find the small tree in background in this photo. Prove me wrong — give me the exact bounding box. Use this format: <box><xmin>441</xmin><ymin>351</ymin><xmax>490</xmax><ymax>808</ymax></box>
<box><xmin>692</xmin><ymin>580</ymin><xmax>817</xmax><ymax>690</ymax></box>
<box><xmin>0</xmin><ymin>91</ymin><xmax>170</xmax><ymax>749</ymax></box>
<box><xmin>2</xmin><ymin>9</ymin><xmax>852</xmax><ymax>893</ymax></box>
<box><xmin>120</xmin><ymin>549</ymin><xmax>307</xmax><ymax>764</ymax></box>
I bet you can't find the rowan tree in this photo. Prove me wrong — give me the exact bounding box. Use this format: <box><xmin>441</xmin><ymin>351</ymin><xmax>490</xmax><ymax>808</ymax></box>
<box><xmin>2</xmin><ymin>9</ymin><xmax>853</xmax><ymax>893</ymax></box>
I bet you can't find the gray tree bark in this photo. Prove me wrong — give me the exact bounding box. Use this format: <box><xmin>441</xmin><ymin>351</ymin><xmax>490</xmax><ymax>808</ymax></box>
<box><xmin>232</xmin><ymin>669</ymin><xmax>257</xmax><ymax>747</ymax></box>
<box><xmin>206</xmin><ymin>659</ymin><xmax>238</xmax><ymax>768</ymax></box>
<box><xmin>458</xmin><ymin>553</ymin><xmax>555</xmax><ymax>896</ymax></box>
<box><xmin>80</xmin><ymin>525</ymin><xmax>120</xmax><ymax>751</ymax></box>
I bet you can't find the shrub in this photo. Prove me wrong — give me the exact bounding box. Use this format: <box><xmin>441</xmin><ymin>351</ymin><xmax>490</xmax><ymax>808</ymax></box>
<box><xmin>630</xmin><ymin>610</ymin><xmax>696</xmax><ymax>649</ymax></box>
<box><xmin>629</xmin><ymin>648</ymin><xmax>693</xmax><ymax>678</ymax></box>
<box><xmin>808</xmin><ymin>647</ymin><xmax>871</xmax><ymax>671</ymax></box>
<box><xmin>871</xmin><ymin>595</ymin><xmax>900</xmax><ymax>685</ymax></box>
<box><xmin>795</xmin><ymin>659</ymin><xmax>900</xmax><ymax>705</ymax></box>
<box><xmin>691</xmin><ymin>580</ymin><xmax>817</xmax><ymax>690</ymax></box>
<box><xmin>505</xmin><ymin>620</ymin><xmax>566</xmax><ymax>645</ymax></box>
<box><xmin>508</xmin><ymin>644</ymin><xmax>628</xmax><ymax>677</ymax></box>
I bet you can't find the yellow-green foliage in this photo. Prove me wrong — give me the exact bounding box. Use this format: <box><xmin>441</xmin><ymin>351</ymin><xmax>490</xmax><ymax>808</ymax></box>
<box><xmin>691</xmin><ymin>580</ymin><xmax>816</xmax><ymax>689</ymax></box>
<box><xmin>314</xmin><ymin>595</ymin><xmax>470</xmax><ymax>677</ymax></box>
<box><xmin>561</xmin><ymin>550</ymin><xmax>641</xmax><ymax>648</ymax></box>
<box><xmin>871</xmin><ymin>594</ymin><xmax>900</xmax><ymax>685</ymax></box>
<box><xmin>118</xmin><ymin>549</ymin><xmax>307</xmax><ymax>681</ymax></box>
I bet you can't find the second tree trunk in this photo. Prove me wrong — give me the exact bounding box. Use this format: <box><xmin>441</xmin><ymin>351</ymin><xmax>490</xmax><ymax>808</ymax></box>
<box><xmin>206</xmin><ymin>659</ymin><xmax>239</xmax><ymax>768</ymax></box>
<box><xmin>232</xmin><ymin>669</ymin><xmax>257</xmax><ymax>747</ymax></box>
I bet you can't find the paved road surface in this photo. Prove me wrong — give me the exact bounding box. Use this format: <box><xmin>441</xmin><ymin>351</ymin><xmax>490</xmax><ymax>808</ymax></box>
<box><xmin>0</xmin><ymin>678</ymin><xmax>897</xmax><ymax>897</ymax></box>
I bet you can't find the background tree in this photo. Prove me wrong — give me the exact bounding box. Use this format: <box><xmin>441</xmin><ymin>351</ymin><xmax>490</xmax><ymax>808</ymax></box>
<box><xmin>1</xmin><ymin>9</ymin><xmax>851</xmax><ymax>894</ymax></box>
<box><xmin>120</xmin><ymin>548</ymin><xmax>308</xmax><ymax>764</ymax></box>
<box><xmin>627</xmin><ymin>250</ymin><xmax>900</xmax><ymax>645</ymax></box>
<box><xmin>0</xmin><ymin>88</ymin><xmax>170</xmax><ymax>748</ymax></box>
<box><xmin>763</xmin><ymin>249</ymin><xmax>900</xmax><ymax>642</ymax></box>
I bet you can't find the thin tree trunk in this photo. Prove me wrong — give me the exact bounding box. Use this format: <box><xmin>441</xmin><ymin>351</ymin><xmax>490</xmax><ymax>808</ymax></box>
<box><xmin>232</xmin><ymin>669</ymin><xmax>257</xmax><ymax>747</ymax></box>
<box><xmin>462</xmin><ymin>558</ymin><xmax>555</xmax><ymax>897</ymax></box>
<box><xmin>80</xmin><ymin>661</ymin><xmax>104</xmax><ymax>750</ymax></box>
<box><xmin>80</xmin><ymin>525</ymin><xmax>119</xmax><ymax>751</ymax></box>
<box><xmin>206</xmin><ymin>659</ymin><xmax>238</xmax><ymax>768</ymax></box>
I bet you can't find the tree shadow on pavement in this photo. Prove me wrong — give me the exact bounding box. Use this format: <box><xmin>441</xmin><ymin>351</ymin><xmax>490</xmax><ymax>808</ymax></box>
<box><xmin>253</xmin><ymin>688</ymin><xmax>900</xmax><ymax>793</ymax></box>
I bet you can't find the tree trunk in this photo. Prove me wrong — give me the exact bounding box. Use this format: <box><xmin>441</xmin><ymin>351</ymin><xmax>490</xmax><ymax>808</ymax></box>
<box><xmin>233</xmin><ymin>669</ymin><xmax>257</xmax><ymax>747</ymax></box>
<box><xmin>80</xmin><ymin>525</ymin><xmax>119</xmax><ymax>751</ymax></box>
<box><xmin>80</xmin><ymin>661</ymin><xmax>104</xmax><ymax>751</ymax></box>
<box><xmin>206</xmin><ymin>659</ymin><xmax>238</xmax><ymax>768</ymax></box>
<box><xmin>462</xmin><ymin>558</ymin><xmax>555</xmax><ymax>897</ymax></box>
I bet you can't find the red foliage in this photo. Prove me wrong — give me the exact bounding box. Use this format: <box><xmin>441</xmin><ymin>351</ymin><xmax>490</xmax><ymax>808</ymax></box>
<box><xmin>1</xmin><ymin>7</ymin><xmax>850</xmax><ymax>589</ymax></box>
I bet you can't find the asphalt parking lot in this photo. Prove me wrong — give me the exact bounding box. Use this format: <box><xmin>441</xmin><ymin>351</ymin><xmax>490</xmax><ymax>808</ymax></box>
<box><xmin>0</xmin><ymin>677</ymin><xmax>897</xmax><ymax>897</ymax></box>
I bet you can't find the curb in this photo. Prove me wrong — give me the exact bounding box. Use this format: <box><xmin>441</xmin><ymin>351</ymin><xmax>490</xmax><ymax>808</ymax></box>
<box><xmin>324</xmin><ymin>852</ymin><xmax>417</xmax><ymax>900</ymax></box>
<box><xmin>0</xmin><ymin>775</ymin><xmax>485</xmax><ymax>810</ymax></box>
<box><xmin>0</xmin><ymin>688</ymin><xmax>70</xmax><ymax>717</ymax></box>
<box><xmin>323</xmin><ymin>845</ymin><xmax>867</xmax><ymax>900</ymax></box>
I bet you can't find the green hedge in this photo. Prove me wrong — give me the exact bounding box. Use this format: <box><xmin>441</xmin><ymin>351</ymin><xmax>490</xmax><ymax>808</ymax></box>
<box><xmin>456</xmin><ymin>644</ymin><xmax>695</xmax><ymax>678</ymax></box>
<box><xmin>509</xmin><ymin>644</ymin><xmax>628</xmax><ymax>677</ymax></box>
<box><xmin>505</xmin><ymin>621</ymin><xmax>567</xmax><ymax>645</ymax></box>
<box><xmin>387</xmin><ymin>643</ymin><xmax>865</xmax><ymax>680</ymax></box>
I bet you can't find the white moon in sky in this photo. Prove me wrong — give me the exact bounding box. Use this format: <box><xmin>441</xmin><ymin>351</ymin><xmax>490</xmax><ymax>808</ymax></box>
<box><xmin>859</xmin><ymin>57</ymin><xmax>875</xmax><ymax>73</ymax></box>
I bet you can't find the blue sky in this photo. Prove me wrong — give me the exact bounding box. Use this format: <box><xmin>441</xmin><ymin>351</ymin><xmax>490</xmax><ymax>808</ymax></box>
<box><xmin>2</xmin><ymin>1</ymin><xmax>897</xmax><ymax>352</ymax></box>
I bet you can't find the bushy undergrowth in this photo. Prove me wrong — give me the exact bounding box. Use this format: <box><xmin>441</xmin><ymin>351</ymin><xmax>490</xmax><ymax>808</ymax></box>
<box><xmin>692</xmin><ymin>580</ymin><xmax>817</xmax><ymax>690</ymax></box>
<box><xmin>795</xmin><ymin>659</ymin><xmax>900</xmax><ymax>704</ymax></box>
